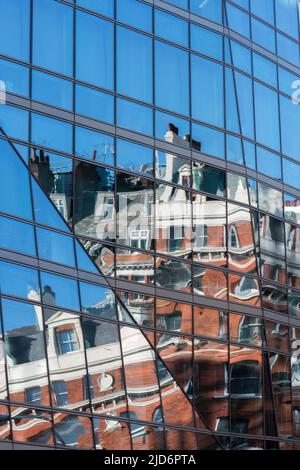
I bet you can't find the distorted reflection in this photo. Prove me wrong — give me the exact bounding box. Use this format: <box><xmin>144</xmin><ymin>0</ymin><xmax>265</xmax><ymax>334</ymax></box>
<box><xmin>194</xmin><ymin>307</ymin><xmax>228</xmax><ymax>340</ymax></box>
<box><xmin>286</xmin><ymin>223</ymin><xmax>300</xmax><ymax>291</ymax></box>
<box><xmin>194</xmin><ymin>266</ymin><xmax>227</xmax><ymax>300</ymax></box>
<box><xmin>156</xmin><ymin>298</ymin><xmax>192</xmax><ymax>335</ymax></box>
<box><xmin>265</xmin><ymin>321</ymin><xmax>289</xmax><ymax>353</ymax></box>
<box><xmin>116</xmin><ymin>246</ymin><xmax>154</xmax><ymax>285</ymax></box>
<box><xmin>228</xmin><ymin>273</ymin><xmax>260</xmax><ymax>306</ymax></box>
<box><xmin>230</xmin><ymin>313</ymin><xmax>262</xmax><ymax>347</ymax></box>
<box><xmin>156</xmin><ymin>185</ymin><xmax>192</xmax><ymax>258</ymax></box>
<box><xmin>284</xmin><ymin>193</ymin><xmax>300</xmax><ymax>223</ymax></box>
<box><xmin>29</xmin><ymin>149</ymin><xmax>73</xmax><ymax>225</ymax></box>
<box><xmin>258</xmin><ymin>183</ymin><xmax>283</xmax><ymax>217</ymax></box>
<box><xmin>227</xmin><ymin>203</ymin><xmax>256</xmax><ymax>272</ymax></box>
<box><xmin>261</xmin><ymin>282</ymin><xmax>287</xmax><ymax>313</ymax></box>
<box><xmin>78</xmin><ymin>238</ymin><xmax>115</xmax><ymax>277</ymax></box>
<box><xmin>156</xmin><ymin>257</ymin><xmax>192</xmax><ymax>293</ymax></box>
<box><xmin>156</xmin><ymin>150</ymin><xmax>191</xmax><ymax>187</ymax></box>
<box><xmin>193</xmin><ymin>163</ymin><xmax>225</xmax><ymax>197</ymax></box>
<box><xmin>230</xmin><ymin>346</ymin><xmax>263</xmax><ymax>436</ymax></box>
<box><xmin>75</xmin><ymin>161</ymin><xmax>115</xmax><ymax>241</ymax></box>
<box><xmin>291</xmin><ymin>328</ymin><xmax>300</xmax><ymax>437</ymax></box>
<box><xmin>269</xmin><ymin>353</ymin><xmax>292</xmax><ymax>437</ymax></box>
<box><xmin>192</xmin><ymin>194</ymin><xmax>227</xmax><ymax>267</ymax></box>
<box><xmin>259</xmin><ymin>214</ymin><xmax>286</xmax><ymax>285</ymax></box>
<box><xmin>11</xmin><ymin>408</ymin><xmax>53</xmax><ymax>446</ymax></box>
<box><xmin>117</xmin><ymin>171</ymin><xmax>154</xmax><ymax>250</ymax></box>
<box><xmin>227</xmin><ymin>173</ymin><xmax>248</xmax><ymax>204</ymax></box>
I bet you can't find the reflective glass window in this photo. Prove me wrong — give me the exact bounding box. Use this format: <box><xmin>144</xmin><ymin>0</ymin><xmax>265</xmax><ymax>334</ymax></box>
<box><xmin>155</xmin><ymin>111</ymin><xmax>190</xmax><ymax>146</ymax></box>
<box><xmin>33</xmin><ymin>0</ymin><xmax>73</xmax><ymax>75</ymax></box>
<box><xmin>250</xmin><ymin>0</ymin><xmax>274</xmax><ymax>24</ymax></box>
<box><xmin>75</xmin><ymin>126</ymin><xmax>114</xmax><ymax>166</ymax></box>
<box><xmin>156</xmin><ymin>41</ymin><xmax>189</xmax><ymax>116</ymax></box>
<box><xmin>80</xmin><ymin>282</ymin><xmax>116</xmax><ymax>320</ymax></box>
<box><xmin>0</xmin><ymin>260</ymin><xmax>40</xmax><ymax>300</ymax></box>
<box><xmin>0</xmin><ymin>0</ymin><xmax>29</xmax><ymax>61</ymax></box>
<box><xmin>283</xmin><ymin>158</ymin><xmax>300</xmax><ymax>190</ymax></box>
<box><xmin>275</xmin><ymin>0</ymin><xmax>299</xmax><ymax>39</ymax></box>
<box><xmin>76</xmin><ymin>85</ymin><xmax>114</xmax><ymax>124</ymax></box>
<box><xmin>258</xmin><ymin>183</ymin><xmax>283</xmax><ymax>217</ymax></box>
<box><xmin>0</xmin><ymin>59</ymin><xmax>29</xmax><ymax>97</ymax></box>
<box><xmin>79</xmin><ymin>238</ymin><xmax>114</xmax><ymax>277</ymax></box>
<box><xmin>225</xmin><ymin>2</ymin><xmax>250</xmax><ymax>38</ymax></box>
<box><xmin>227</xmin><ymin>173</ymin><xmax>248</xmax><ymax>204</ymax></box>
<box><xmin>280</xmin><ymin>95</ymin><xmax>300</xmax><ymax>162</ymax></box>
<box><xmin>230</xmin><ymin>314</ymin><xmax>262</xmax><ymax>346</ymax></box>
<box><xmin>225</xmin><ymin>39</ymin><xmax>252</xmax><ymax>74</ymax></box>
<box><xmin>117</xmin><ymin>0</ymin><xmax>152</xmax><ymax>32</ymax></box>
<box><xmin>74</xmin><ymin>161</ymin><xmax>115</xmax><ymax>241</ymax></box>
<box><xmin>76</xmin><ymin>11</ymin><xmax>114</xmax><ymax>90</ymax></box>
<box><xmin>244</xmin><ymin>141</ymin><xmax>256</xmax><ymax>170</ymax></box>
<box><xmin>254</xmin><ymin>83</ymin><xmax>280</xmax><ymax>151</ymax></box>
<box><xmin>77</xmin><ymin>0</ymin><xmax>114</xmax><ymax>17</ymax></box>
<box><xmin>193</xmin><ymin>163</ymin><xmax>225</xmax><ymax>197</ymax></box>
<box><xmin>226</xmin><ymin>135</ymin><xmax>243</xmax><ymax>165</ymax></box>
<box><xmin>155</xmin><ymin>10</ymin><xmax>188</xmax><ymax>47</ymax></box>
<box><xmin>256</xmin><ymin>146</ymin><xmax>282</xmax><ymax>180</ymax></box>
<box><xmin>0</xmin><ymin>216</ymin><xmax>35</xmax><ymax>256</ymax></box>
<box><xmin>117</xmin><ymin>26</ymin><xmax>152</xmax><ymax>103</ymax></box>
<box><xmin>0</xmin><ymin>105</ymin><xmax>29</xmax><ymax>141</ymax></box>
<box><xmin>277</xmin><ymin>33</ymin><xmax>300</xmax><ymax>67</ymax></box>
<box><xmin>156</xmin><ymin>257</ymin><xmax>191</xmax><ymax>293</ymax></box>
<box><xmin>251</xmin><ymin>18</ymin><xmax>275</xmax><ymax>53</ymax></box>
<box><xmin>191</xmin><ymin>25</ymin><xmax>222</xmax><ymax>60</ymax></box>
<box><xmin>190</xmin><ymin>0</ymin><xmax>222</xmax><ymax>23</ymax></box>
<box><xmin>253</xmin><ymin>54</ymin><xmax>277</xmax><ymax>88</ymax></box>
<box><xmin>32</xmin><ymin>70</ymin><xmax>73</xmax><ymax>111</ymax></box>
<box><xmin>41</xmin><ymin>271</ymin><xmax>80</xmax><ymax>311</ymax></box>
<box><xmin>0</xmin><ymin>138</ymin><xmax>32</xmax><ymax>220</ymax></box>
<box><xmin>31</xmin><ymin>113</ymin><xmax>73</xmax><ymax>154</ymax></box>
<box><xmin>157</xmin><ymin>152</ymin><xmax>191</xmax><ymax>186</ymax></box>
<box><xmin>75</xmin><ymin>240</ymin><xmax>99</xmax><ymax>274</ymax></box>
<box><xmin>117</xmin><ymin>98</ymin><xmax>153</xmax><ymax>136</ymax></box>
<box><xmin>279</xmin><ymin>67</ymin><xmax>299</xmax><ymax>95</ymax></box>
<box><xmin>192</xmin><ymin>123</ymin><xmax>225</xmax><ymax>159</ymax></box>
<box><xmin>165</xmin><ymin>0</ymin><xmax>188</xmax><ymax>8</ymax></box>
<box><xmin>284</xmin><ymin>193</ymin><xmax>300</xmax><ymax>224</ymax></box>
<box><xmin>36</xmin><ymin>227</ymin><xmax>75</xmax><ymax>267</ymax></box>
<box><xmin>194</xmin><ymin>307</ymin><xmax>228</xmax><ymax>340</ymax></box>
<box><xmin>117</xmin><ymin>139</ymin><xmax>153</xmax><ymax>176</ymax></box>
<box><xmin>191</xmin><ymin>55</ymin><xmax>223</xmax><ymax>127</ymax></box>
<box><xmin>265</xmin><ymin>321</ymin><xmax>289</xmax><ymax>353</ymax></box>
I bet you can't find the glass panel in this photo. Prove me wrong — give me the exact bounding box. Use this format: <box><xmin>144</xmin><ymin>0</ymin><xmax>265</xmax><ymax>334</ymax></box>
<box><xmin>155</xmin><ymin>111</ymin><xmax>190</xmax><ymax>146</ymax></box>
<box><xmin>191</xmin><ymin>25</ymin><xmax>223</xmax><ymax>60</ymax></box>
<box><xmin>0</xmin><ymin>260</ymin><xmax>40</xmax><ymax>301</ymax></box>
<box><xmin>31</xmin><ymin>113</ymin><xmax>73</xmax><ymax>154</ymax></box>
<box><xmin>78</xmin><ymin>239</ymin><xmax>114</xmax><ymax>277</ymax></box>
<box><xmin>117</xmin><ymin>0</ymin><xmax>152</xmax><ymax>32</ymax></box>
<box><xmin>32</xmin><ymin>70</ymin><xmax>73</xmax><ymax>111</ymax></box>
<box><xmin>157</xmin><ymin>152</ymin><xmax>191</xmax><ymax>187</ymax></box>
<box><xmin>227</xmin><ymin>203</ymin><xmax>256</xmax><ymax>274</ymax></box>
<box><xmin>117</xmin><ymin>98</ymin><xmax>153</xmax><ymax>136</ymax></box>
<box><xmin>117</xmin><ymin>26</ymin><xmax>152</xmax><ymax>103</ymax></box>
<box><xmin>250</xmin><ymin>0</ymin><xmax>274</xmax><ymax>24</ymax></box>
<box><xmin>230</xmin><ymin>347</ymin><xmax>263</xmax><ymax>436</ymax></box>
<box><xmin>11</xmin><ymin>409</ymin><xmax>54</xmax><ymax>446</ymax></box>
<box><xmin>0</xmin><ymin>59</ymin><xmax>29</xmax><ymax>97</ymax></box>
<box><xmin>228</xmin><ymin>273</ymin><xmax>260</xmax><ymax>307</ymax></box>
<box><xmin>269</xmin><ymin>353</ymin><xmax>292</xmax><ymax>437</ymax></box>
<box><xmin>230</xmin><ymin>313</ymin><xmax>262</xmax><ymax>346</ymax></box>
<box><xmin>193</xmin><ymin>163</ymin><xmax>225</xmax><ymax>197</ymax></box>
<box><xmin>117</xmin><ymin>139</ymin><xmax>153</xmax><ymax>176</ymax></box>
<box><xmin>156</xmin><ymin>298</ymin><xmax>191</xmax><ymax>335</ymax></box>
<box><xmin>79</xmin><ymin>282</ymin><xmax>116</xmax><ymax>320</ymax></box>
<box><xmin>259</xmin><ymin>214</ymin><xmax>286</xmax><ymax>284</ymax></box>
<box><xmin>76</xmin><ymin>85</ymin><xmax>114</xmax><ymax>124</ymax></box>
<box><xmin>283</xmin><ymin>158</ymin><xmax>300</xmax><ymax>191</ymax></box>
<box><xmin>1</xmin><ymin>298</ymin><xmax>49</xmax><ymax>406</ymax></box>
<box><xmin>225</xmin><ymin>39</ymin><xmax>251</xmax><ymax>74</ymax></box>
<box><xmin>0</xmin><ymin>215</ymin><xmax>35</xmax><ymax>256</ymax></box>
<box><xmin>194</xmin><ymin>266</ymin><xmax>227</xmax><ymax>299</ymax></box>
<box><xmin>280</xmin><ymin>95</ymin><xmax>300</xmax><ymax>163</ymax></box>
<box><xmin>256</xmin><ymin>146</ymin><xmax>282</xmax><ymax>180</ymax></box>
<box><xmin>0</xmin><ymin>0</ymin><xmax>30</xmax><ymax>61</ymax></box>
<box><xmin>261</xmin><ymin>281</ymin><xmax>287</xmax><ymax>314</ymax></box>
<box><xmin>190</xmin><ymin>0</ymin><xmax>222</xmax><ymax>23</ymax></box>
<box><xmin>265</xmin><ymin>321</ymin><xmax>289</xmax><ymax>353</ymax></box>
<box><xmin>156</xmin><ymin>186</ymin><xmax>192</xmax><ymax>257</ymax></box>
<box><xmin>156</xmin><ymin>41</ymin><xmax>189</xmax><ymax>115</ymax></box>
<box><xmin>194</xmin><ymin>341</ymin><xmax>229</xmax><ymax>431</ymax></box>
<box><xmin>53</xmin><ymin>414</ymin><xmax>93</xmax><ymax>449</ymax></box>
<box><xmin>247</xmin><ymin>178</ymin><xmax>257</xmax><ymax>207</ymax></box>
<box><xmin>258</xmin><ymin>183</ymin><xmax>283</xmax><ymax>217</ymax></box>
<box><xmin>75</xmin><ymin>126</ymin><xmax>114</xmax><ymax>166</ymax></box>
<box><xmin>191</xmin><ymin>55</ymin><xmax>223</xmax><ymax>127</ymax></box>
<box><xmin>275</xmin><ymin>0</ymin><xmax>299</xmax><ymax>38</ymax></box>
<box><xmin>77</xmin><ymin>0</ymin><xmax>114</xmax><ymax>17</ymax></box>
<box><xmin>74</xmin><ymin>161</ymin><xmax>115</xmax><ymax>241</ymax></box>
<box><xmin>194</xmin><ymin>307</ymin><xmax>228</xmax><ymax>340</ymax></box>
<box><xmin>0</xmin><ymin>105</ymin><xmax>29</xmax><ymax>141</ymax></box>
<box><xmin>36</xmin><ymin>227</ymin><xmax>75</xmax><ymax>267</ymax></box>
<box><xmin>76</xmin><ymin>11</ymin><xmax>114</xmax><ymax>90</ymax></box>
<box><xmin>284</xmin><ymin>193</ymin><xmax>300</xmax><ymax>224</ymax></box>
<box><xmin>0</xmin><ymin>138</ymin><xmax>32</xmax><ymax>220</ymax></box>
<box><xmin>254</xmin><ymin>83</ymin><xmax>280</xmax><ymax>151</ymax></box>
<box><xmin>225</xmin><ymin>2</ymin><xmax>250</xmax><ymax>37</ymax></box>
<box><xmin>252</xmin><ymin>54</ymin><xmax>277</xmax><ymax>88</ymax></box>
<box><xmin>41</xmin><ymin>271</ymin><xmax>80</xmax><ymax>311</ymax></box>
<box><xmin>31</xmin><ymin>159</ymin><xmax>72</xmax><ymax>230</ymax></box>
<box><xmin>155</xmin><ymin>10</ymin><xmax>188</xmax><ymax>47</ymax></box>
<box><xmin>251</xmin><ymin>18</ymin><xmax>275</xmax><ymax>52</ymax></box>
<box><xmin>193</xmin><ymin>194</ymin><xmax>226</xmax><ymax>267</ymax></box>
<box><xmin>93</xmin><ymin>417</ymin><xmax>131</xmax><ymax>450</ymax></box>
<box><xmin>116</xmin><ymin>171</ymin><xmax>154</xmax><ymax>250</ymax></box>
<box><xmin>277</xmin><ymin>33</ymin><xmax>300</xmax><ymax>67</ymax></box>
<box><xmin>118</xmin><ymin>291</ymin><xmax>154</xmax><ymax>327</ymax></box>
<box><xmin>192</xmin><ymin>123</ymin><xmax>225</xmax><ymax>159</ymax></box>
<box><xmin>33</xmin><ymin>0</ymin><xmax>73</xmax><ymax>75</ymax></box>
<box><xmin>227</xmin><ymin>173</ymin><xmax>248</xmax><ymax>204</ymax></box>
<box><xmin>156</xmin><ymin>257</ymin><xmax>191</xmax><ymax>293</ymax></box>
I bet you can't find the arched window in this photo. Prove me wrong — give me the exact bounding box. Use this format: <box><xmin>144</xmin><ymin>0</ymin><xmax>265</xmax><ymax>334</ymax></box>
<box><xmin>229</xmin><ymin>225</ymin><xmax>239</xmax><ymax>248</ymax></box>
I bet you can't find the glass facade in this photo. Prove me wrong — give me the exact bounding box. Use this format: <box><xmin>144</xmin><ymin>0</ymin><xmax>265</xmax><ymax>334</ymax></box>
<box><xmin>0</xmin><ymin>0</ymin><xmax>300</xmax><ymax>451</ymax></box>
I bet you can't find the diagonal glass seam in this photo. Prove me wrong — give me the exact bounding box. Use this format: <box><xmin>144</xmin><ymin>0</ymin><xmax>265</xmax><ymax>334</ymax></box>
<box><xmin>0</xmin><ymin>128</ymin><xmax>223</xmax><ymax>448</ymax></box>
